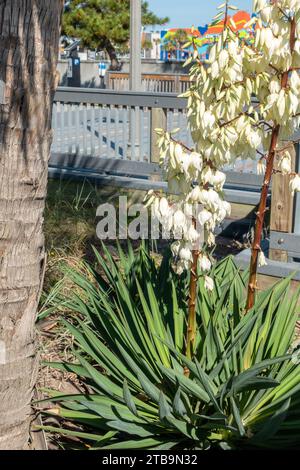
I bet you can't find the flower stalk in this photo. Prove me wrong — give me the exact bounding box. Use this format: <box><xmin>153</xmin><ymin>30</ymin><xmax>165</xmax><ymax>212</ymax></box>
<box><xmin>246</xmin><ymin>16</ymin><xmax>297</xmax><ymax>311</ymax></box>
<box><xmin>185</xmin><ymin>221</ymin><xmax>200</xmax><ymax>365</ymax></box>
<box><xmin>246</xmin><ymin>125</ymin><xmax>280</xmax><ymax>310</ymax></box>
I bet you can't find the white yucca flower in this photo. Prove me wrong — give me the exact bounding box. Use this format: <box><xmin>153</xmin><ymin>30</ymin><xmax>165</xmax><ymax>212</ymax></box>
<box><xmin>279</xmin><ymin>152</ymin><xmax>292</xmax><ymax>175</ymax></box>
<box><xmin>176</xmin><ymin>260</ymin><xmax>190</xmax><ymax>275</ymax></box>
<box><xmin>290</xmin><ymin>174</ymin><xmax>300</xmax><ymax>195</ymax></box>
<box><xmin>248</xmin><ymin>130</ymin><xmax>262</xmax><ymax>149</ymax></box>
<box><xmin>288</xmin><ymin>91</ymin><xmax>298</xmax><ymax>115</ymax></box>
<box><xmin>164</xmin><ymin>212</ymin><xmax>174</xmax><ymax>232</ymax></box>
<box><xmin>186</xmin><ymin>225</ymin><xmax>201</xmax><ymax>244</ymax></box>
<box><xmin>189</xmin><ymin>152</ymin><xmax>203</xmax><ymax>172</ymax></box>
<box><xmin>206</xmin><ymin>189</ymin><xmax>223</xmax><ymax>212</ymax></box>
<box><xmin>179</xmin><ymin>247</ymin><xmax>193</xmax><ymax>262</ymax></box>
<box><xmin>152</xmin><ymin>197</ymin><xmax>161</xmax><ymax>220</ymax></box>
<box><xmin>211</xmin><ymin>170</ymin><xmax>226</xmax><ymax>189</ymax></box>
<box><xmin>277</xmin><ymin>90</ymin><xmax>286</xmax><ymax>118</ymax></box>
<box><xmin>265</xmin><ymin>92</ymin><xmax>279</xmax><ymax>111</ymax></box>
<box><xmin>202</xmin><ymin>110</ymin><xmax>216</xmax><ymax>129</ymax></box>
<box><xmin>221</xmin><ymin>200</ymin><xmax>232</xmax><ymax>217</ymax></box>
<box><xmin>216</xmin><ymin>207</ymin><xmax>227</xmax><ymax>223</ymax></box>
<box><xmin>201</xmin><ymin>166</ymin><xmax>213</xmax><ymax>185</ymax></box>
<box><xmin>171</xmin><ymin>240</ymin><xmax>181</xmax><ymax>257</ymax></box>
<box><xmin>290</xmin><ymin>71</ymin><xmax>300</xmax><ymax>93</ymax></box>
<box><xmin>288</xmin><ymin>0</ymin><xmax>300</xmax><ymax>11</ymax></box>
<box><xmin>204</xmin><ymin>276</ymin><xmax>214</xmax><ymax>292</ymax></box>
<box><xmin>184</xmin><ymin>203</ymin><xmax>193</xmax><ymax>218</ymax></box>
<box><xmin>216</xmin><ymin>200</ymin><xmax>231</xmax><ymax>223</ymax></box>
<box><xmin>254</xmin><ymin>0</ymin><xmax>267</xmax><ymax>12</ymax></box>
<box><xmin>159</xmin><ymin>197</ymin><xmax>170</xmax><ymax>217</ymax></box>
<box><xmin>211</xmin><ymin>60</ymin><xmax>220</xmax><ymax>79</ymax></box>
<box><xmin>258</xmin><ymin>250</ymin><xmax>268</xmax><ymax>267</ymax></box>
<box><xmin>257</xmin><ymin>159</ymin><xmax>266</xmax><ymax>175</ymax></box>
<box><xmin>173</xmin><ymin>209</ymin><xmax>186</xmax><ymax>231</ymax></box>
<box><xmin>198</xmin><ymin>209</ymin><xmax>213</xmax><ymax>226</ymax></box>
<box><xmin>174</xmin><ymin>143</ymin><xmax>183</xmax><ymax>162</ymax></box>
<box><xmin>206</xmin><ymin>232</ymin><xmax>216</xmax><ymax>247</ymax></box>
<box><xmin>219</xmin><ymin>49</ymin><xmax>229</xmax><ymax>70</ymax></box>
<box><xmin>189</xmin><ymin>185</ymin><xmax>202</xmax><ymax>202</ymax></box>
<box><xmin>227</xmin><ymin>38</ymin><xmax>239</xmax><ymax>56</ymax></box>
<box><xmin>269</xmin><ymin>78</ymin><xmax>281</xmax><ymax>95</ymax></box>
<box><xmin>260</xmin><ymin>6</ymin><xmax>272</xmax><ymax>22</ymax></box>
<box><xmin>209</xmin><ymin>44</ymin><xmax>217</xmax><ymax>63</ymax></box>
<box><xmin>199</xmin><ymin>255</ymin><xmax>212</xmax><ymax>272</ymax></box>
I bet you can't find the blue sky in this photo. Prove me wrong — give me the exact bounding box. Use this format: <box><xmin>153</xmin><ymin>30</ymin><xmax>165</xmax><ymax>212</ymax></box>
<box><xmin>147</xmin><ymin>0</ymin><xmax>253</xmax><ymax>28</ymax></box>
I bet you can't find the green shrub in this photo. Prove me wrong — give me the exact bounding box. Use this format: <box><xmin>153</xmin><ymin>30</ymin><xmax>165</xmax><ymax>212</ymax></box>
<box><xmin>41</xmin><ymin>243</ymin><xmax>300</xmax><ymax>450</ymax></box>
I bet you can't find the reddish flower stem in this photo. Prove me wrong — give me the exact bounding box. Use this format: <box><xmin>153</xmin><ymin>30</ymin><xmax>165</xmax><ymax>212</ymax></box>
<box><xmin>185</xmin><ymin>245</ymin><xmax>200</xmax><ymax>366</ymax></box>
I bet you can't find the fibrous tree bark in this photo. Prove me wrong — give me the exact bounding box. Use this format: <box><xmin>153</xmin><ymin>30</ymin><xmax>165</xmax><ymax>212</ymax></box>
<box><xmin>0</xmin><ymin>0</ymin><xmax>63</xmax><ymax>450</ymax></box>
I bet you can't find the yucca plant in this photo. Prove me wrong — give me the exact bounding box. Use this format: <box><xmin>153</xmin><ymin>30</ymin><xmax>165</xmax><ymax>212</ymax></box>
<box><xmin>40</xmin><ymin>243</ymin><xmax>300</xmax><ymax>450</ymax></box>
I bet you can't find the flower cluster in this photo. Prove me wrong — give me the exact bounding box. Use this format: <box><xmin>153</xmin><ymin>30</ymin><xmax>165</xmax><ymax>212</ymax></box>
<box><xmin>250</xmin><ymin>0</ymin><xmax>300</xmax><ymax>193</ymax></box>
<box><xmin>146</xmin><ymin>0</ymin><xmax>300</xmax><ymax>287</ymax></box>
<box><xmin>145</xmin><ymin>130</ymin><xmax>230</xmax><ymax>286</ymax></box>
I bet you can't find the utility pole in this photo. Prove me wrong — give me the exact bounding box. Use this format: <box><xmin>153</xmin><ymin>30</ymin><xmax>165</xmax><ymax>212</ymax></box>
<box><xmin>130</xmin><ymin>0</ymin><xmax>142</xmax><ymax>91</ymax></box>
<box><xmin>128</xmin><ymin>0</ymin><xmax>142</xmax><ymax>159</ymax></box>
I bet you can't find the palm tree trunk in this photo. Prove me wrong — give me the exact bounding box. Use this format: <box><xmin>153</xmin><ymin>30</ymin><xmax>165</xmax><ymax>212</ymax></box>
<box><xmin>0</xmin><ymin>0</ymin><xmax>63</xmax><ymax>450</ymax></box>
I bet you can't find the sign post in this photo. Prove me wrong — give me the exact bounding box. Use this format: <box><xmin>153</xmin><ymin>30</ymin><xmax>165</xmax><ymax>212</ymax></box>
<box><xmin>67</xmin><ymin>54</ymin><xmax>81</xmax><ymax>87</ymax></box>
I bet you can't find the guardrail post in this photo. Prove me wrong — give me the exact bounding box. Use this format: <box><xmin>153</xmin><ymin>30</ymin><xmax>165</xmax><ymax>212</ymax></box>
<box><xmin>107</xmin><ymin>72</ymin><xmax>112</xmax><ymax>90</ymax></box>
<box><xmin>269</xmin><ymin>142</ymin><xmax>296</xmax><ymax>261</ymax></box>
<box><xmin>150</xmin><ymin>107</ymin><xmax>167</xmax><ymax>165</ymax></box>
<box><xmin>174</xmin><ymin>75</ymin><xmax>181</xmax><ymax>94</ymax></box>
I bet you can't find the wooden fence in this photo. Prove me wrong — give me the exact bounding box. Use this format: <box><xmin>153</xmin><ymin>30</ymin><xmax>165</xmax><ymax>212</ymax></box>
<box><xmin>107</xmin><ymin>72</ymin><xmax>191</xmax><ymax>94</ymax></box>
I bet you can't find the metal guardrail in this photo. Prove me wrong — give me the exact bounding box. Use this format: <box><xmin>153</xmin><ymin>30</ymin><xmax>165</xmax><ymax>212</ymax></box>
<box><xmin>50</xmin><ymin>86</ymin><xmax>300</xmax><ymax>273</ymax></box>
<box><xmin>49</xmin><ymin>153</ymin><xmax>265</xmax><ymax>204</ymax></box>
<box><xmin>54</xmin><ymin>87</ymin><xmax>188</xmax><ymax>109</ymax></box>
<box><xmin>52</xmin><ymin>88</ymin><xmax>194</xmax><ymax>163</ymax></box>
<box><xmin>51</xmin><ymin>87</ymin><xmax>264</xmax><ymax>204</ymax></box>
<box><xmin>52</xmin><ymin>87</ymin><xmax>259</xmax><ymax>172</ymax></box>
<box><xmin>270</xmin><ymin>232</ymin><xmax>300</xmax><ymax>260</ymax></box>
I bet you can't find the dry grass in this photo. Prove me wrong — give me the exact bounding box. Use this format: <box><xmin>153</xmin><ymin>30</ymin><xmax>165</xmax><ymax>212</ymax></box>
<box><xmin>38</xmin><ymin>179</ymin><xmax>157</xmax><ymax>401</ymax></box>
